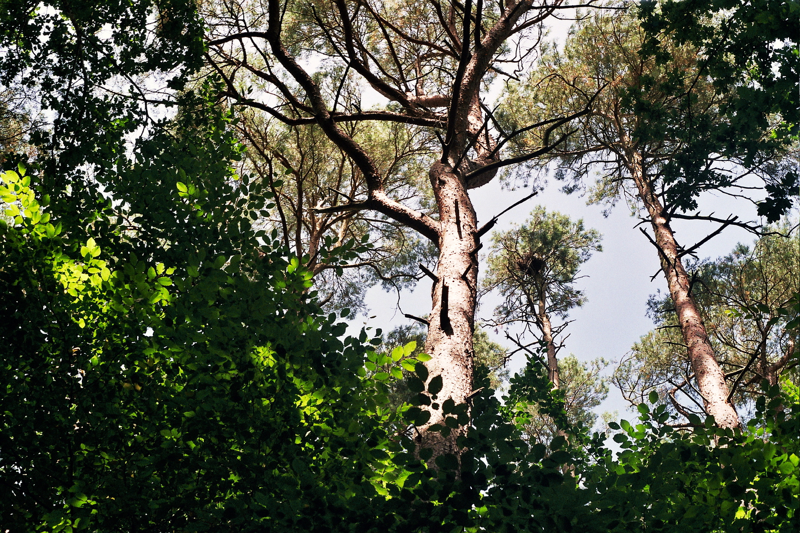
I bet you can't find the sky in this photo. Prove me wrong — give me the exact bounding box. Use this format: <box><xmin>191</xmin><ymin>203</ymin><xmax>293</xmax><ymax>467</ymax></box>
<box><xmin>341</xmin><ymin>15</ymin><xmax>794</xmax><ymax>428</ymax></box>
<box><xmin>354</xmin><ymin>170</ymin><xmax>779</xmax><ymax>424</ymax></box>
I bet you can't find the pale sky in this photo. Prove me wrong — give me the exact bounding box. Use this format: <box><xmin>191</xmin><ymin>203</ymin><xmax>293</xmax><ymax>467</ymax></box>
<box><xmin>347</xmin><ymin>17</ymin><xmax>791</xmax><ymax>429</ymax></box>
<box><xmin>356</xmin><ymin>171</ymin><xmax>778</xmax><ymax>425</ymax></box>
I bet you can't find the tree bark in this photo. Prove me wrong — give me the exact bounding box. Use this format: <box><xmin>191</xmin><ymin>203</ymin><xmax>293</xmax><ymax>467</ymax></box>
<box><xmin>628</xmin><ymin>150</ymin><xmax>740</xmax><ymax>429</ymax></box>
<box><xmin>418</xmin><ymin>161</ymin><xmax>479</xmax><ymax>459</ymax></box>
<box><xmin>537</xmin><ymin>285</ymin><xmax>559</xmax><ymax>389</ymax></box>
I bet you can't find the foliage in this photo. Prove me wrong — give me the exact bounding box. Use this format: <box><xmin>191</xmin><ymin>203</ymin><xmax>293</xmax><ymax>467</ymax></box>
<box><xmin>3</xmin><ymin>133</ymin><xmax>800</xmax><ymax>530</ymax></box>
<box><xmin>639</xmin><ymin>0</ymin><xmax>799</xmax><ymax>221</ymax></box>
<box><xmin>236</xmin><ymin>114</ymin><xmax>436</xmax><ymax>314</ymax></box>
<box><xmin>517</xmin><ymin>354</ymin><xmax>610</xmax><ymax>446</ymax></box>
<box><xmin>378</xmin><ymin>324</ymin><xmax>511</xmax><ymax>410</ymax></box>
<box><xmin>0</xmin><ymin>0</ymin><xmax>204</xmax><ymax>170</ymax></box>
<box><xmin>3</xmin><ymin>0</ymin><xmax>800</xmax><ymax>531</ymax></box>
<box><xmin>0</xmin><ymin>83</ymin><xmax>38</xmax><ymax>166</ymax></box>
<box><xmin>501</xmin><ymin>4</ymin><xmax>793</xmax><ymax>219</ymax></box>
<box><xmin>587</xmin><ymin>387</ymin><xmax>800</xmax><ymax>532</ymax></box>
<box><xmin>0</xmin><ymin>95</ymin><xmax>403</xmax><ymax>531</ymax></box>
<box><xmin>472</xmin><ymin>328</ymin><xmax>513</xmax><ymax>391</ymax></box>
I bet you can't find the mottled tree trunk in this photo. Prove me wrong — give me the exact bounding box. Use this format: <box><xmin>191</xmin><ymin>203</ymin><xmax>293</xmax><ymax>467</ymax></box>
<box><xmin>418</xmin><ymin>161</ymin><xmax>479</xmax><ymax>458</ymax></box>
<box><xmin>537</xmin><ymin>286</ymin><xmax>559</xmax><ymax>389</ymax></box>
<box><xmin>629</xmin><ymin>151</ymin><xmax>740</xmax><ymax>429</ymax></box>
<box><xmin>542</xmin><ymin>321</ymin><xmax>559</xmax><ymax>389</ymax></box>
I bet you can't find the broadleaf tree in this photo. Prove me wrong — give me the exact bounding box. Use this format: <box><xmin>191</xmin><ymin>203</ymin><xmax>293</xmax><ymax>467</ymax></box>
<box><xmin>0</xmin><ymin>92</ymin><xmax>408</xmax><ymax>530</ymax></box>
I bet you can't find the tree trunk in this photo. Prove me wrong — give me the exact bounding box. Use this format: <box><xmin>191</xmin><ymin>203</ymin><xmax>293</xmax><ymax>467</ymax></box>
<box><xmin>418</xmin><ymin>161</ymin><xmax>479</xmax><ymax>459</ymax></box>
<box><xmin>537</xmin><ymin>286</ymin><xmax>560</xmax><ymax>389</ymax></box>
<box><xmin>629</xmin><ymin>151</ymin><xmax>740</xmax><ymax>429</ymax></box>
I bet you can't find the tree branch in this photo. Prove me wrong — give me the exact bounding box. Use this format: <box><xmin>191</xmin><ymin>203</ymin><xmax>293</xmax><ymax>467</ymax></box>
<box><xmin>476</xmin><ymin>191</ymin><xmax>538</xmax><ymax>237</ymax></box>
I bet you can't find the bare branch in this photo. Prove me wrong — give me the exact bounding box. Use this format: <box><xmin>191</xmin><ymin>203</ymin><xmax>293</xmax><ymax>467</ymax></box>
<box><xmin>476</xmin><ymin>191</ymin><xmax>538</xmax><ymax>237</ymax></box>
<box><xmin>419</xmin><ymin>263</ymin><xmax>439</xmax><ymax>282</ymax></box>
<box><xmin>405</xmin><ymin>314</ymin><xmax>430</xmax><ymax>326</ymax></box>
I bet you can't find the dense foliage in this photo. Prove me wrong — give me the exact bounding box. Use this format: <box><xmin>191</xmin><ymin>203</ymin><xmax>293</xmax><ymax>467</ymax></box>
<box><xmin>639</xmin><ymin>0</ymin><xmax>799</xmax><ymax>220</ymax></box>
<box><xmin>0</xmin><ymin>95</ymin><xmax>407</xmax><ymax>531</ymax></box>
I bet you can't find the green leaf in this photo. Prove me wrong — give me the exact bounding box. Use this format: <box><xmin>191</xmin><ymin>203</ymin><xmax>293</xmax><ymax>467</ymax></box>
<box><xmin>407</xmin><ymin>377</ymin><xmax>425</xmax><ymax>393</ymax></box>
<box><xmin>391</xmin><ymin>346</ymin><xmax>404</xmax><ymax>362</ymax></box>
<box><xmin>416</xmin><ymin>352</ymin><xmax>432</xmax><ymax>362</ymax></box>
<box><xmin>405</xmin><ymin>407</ymin><xmax>422</xmax><ymax>421</ymax></box>
<box><xmin>648</xmin><ymin>390</ymin><xmax>659</xmax><ymax>404</ymax></box>
<box><xmin>414</xmin><ymin>362</ymin><xmax>428</xmax><ymax>382</ymax></box>
<box><xmin>442</xmin><ymin>399</ymin><xmax>456</xmax><ymax>414</ymax></box>
<box><xmin>550</xmin><ymin>435</ymin><xmax>567</xmax><ymax>451</ymax></box>
<box><xmin>177</xmin><ymin>181</ymin><xmax>188</xmax><ymax>193</ymax></box>
<box><xmin>435</xmin><ymin>453</ymin><xmax>459</xmax><ymax>471</ymax></box>
<box><xmin>401</xmin><ymin>359</ymin><xmax>417</xmax><ymax>372</ymax></box>
<box><xmin>414</xmin><ymin>410</ymin><xmax>431</xmax><ymax>426</ymax></box>
<box><xmin>427</xmin><ymin>375</ymin><xmax>443</xmax><ymax>396</ymax></box>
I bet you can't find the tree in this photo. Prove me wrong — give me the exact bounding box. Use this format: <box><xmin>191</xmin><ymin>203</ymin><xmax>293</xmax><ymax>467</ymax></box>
<box><xmin>202</xmin><ymin>0</ymin><xmax>604</xmax><ymax>458</ymax></box>
<box><xmin>384</xmin><ymin>323</ymin><xmax>511</xmax><ymax>391</ymax></box>
<box><xmin>482</xmin><ymin>206</ymin><xmax>602</xmax><ymax>389</ymax></box>
<box><xmin>0</xmin><ymin>4</ymin><xmax>402</xmax><ymax>528</ymax></box>
<box><xmin>0</xmin><ymin>87</ymin><xmax>432</xmax><ymax>530</ymax></box>
<box><xmin>0</xmin><ymin>84</ymin><xmax>39</xmax><ymax>166</ymax></box>
<box><xmin>480</xmin><ymin>207</ymin><xmax>604</xmax><ymax>443</ymax></box>
<box><xmin>497</xmin><ymin>5</ymin><xmax>794</xmax><ymax>428</ymax></box>
<box><xmin>615</xmin><ymin>221</ymin><xmax>800</xmax><ymax>420</ymax></box>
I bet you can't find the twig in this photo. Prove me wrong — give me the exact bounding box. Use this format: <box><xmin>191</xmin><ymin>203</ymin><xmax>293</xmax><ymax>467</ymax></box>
<box><xmin>404</xmin><ymin>314</ymin><xmax>430</xmax><ymax>326</ymax></box>
<box><xmin>476</xmin><ymin>191</ymin><xmax>538</xmax><ymax>237</ymax></box>
<box><xmin>727</xmin><ymin>339</ymin><xmax>765</xmax><ymax>403</ymax></box>
<box><xmin>678</xmin><ymin>217</ymin><xmax>737</xmax><ymax>259</ymax></box>
<box><xmin>328</xmin><ymin>187</ymin><xmax>355</xmax><ymax>203</ymax></box>
<box><xmin>419</xmin><ymin>263</ymin><xmax>439</xmax><ymax>282</ymax></box>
